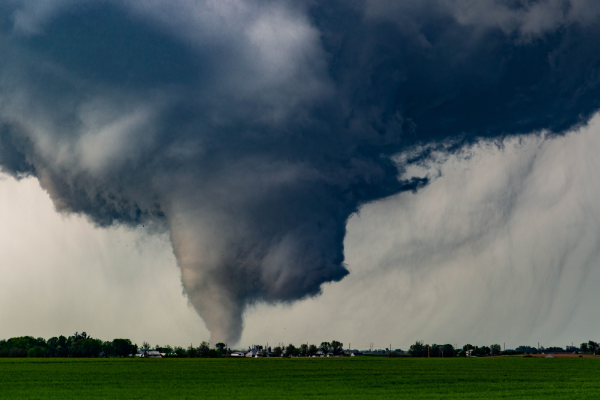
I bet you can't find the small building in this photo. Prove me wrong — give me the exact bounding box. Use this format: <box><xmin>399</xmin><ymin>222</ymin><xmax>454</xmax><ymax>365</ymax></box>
<box><xmin>140</xmin><ymin>350</ymin><xmax>162</xmax><ymax>358</ymax></box>
<box><xmin>344</xmin><ymin>350</ymin><xmax>364</xmax><ymax>357</ymax></box>
<box><xmin>246</xmin><ymin>345</ymin><xmax>264</xmax><ymax>357</ymax></box>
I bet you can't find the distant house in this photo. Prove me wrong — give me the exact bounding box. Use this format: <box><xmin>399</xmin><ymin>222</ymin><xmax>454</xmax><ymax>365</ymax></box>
<box><xmin>140</xmin><ymin>350</ymin><xmax>162</xmax><ymax>358</ymax></box>
<box><xmin>344</xmin><ymin>350</ymin><xmax>364</xmax><ymax>357</ymax></box>
<box><xmin>246</xmin><ymin>345</ymin><xmax>264</xmax><ymax>357</ymax></box>
<box><xmin>230</xmin><ymin>351</ymin><xmax>245</xmax><ymax>357</ymax></box>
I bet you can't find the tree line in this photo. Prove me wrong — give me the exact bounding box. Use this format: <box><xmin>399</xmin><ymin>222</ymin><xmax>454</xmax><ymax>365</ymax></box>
<box><xmin>408</xmin><ymin>341</ymin><xmax>600</xmax><ymax>357</ymax></box>
<box><xmin>3</xmin><ymin>334</ymin><xmax>599</xmax><ymax>358</ymax></box>
<box><xmin>0</xmin><ymin>334</ymin><xmax>348</xmax><ymax>358</ymax></box>
<box><xmin>0</xmin><ymin>334</ymin><xmax>229</xmax><ymax>358</ymax></box>
<box><xmin>268</xmin><ymin>341</ymin><xmax>345</xmax><ymax>357</ymax></box>
<box><xmin>0</xmin><ymin>332</ymin><xmax>136</xmax><ymax>358</ymax></box>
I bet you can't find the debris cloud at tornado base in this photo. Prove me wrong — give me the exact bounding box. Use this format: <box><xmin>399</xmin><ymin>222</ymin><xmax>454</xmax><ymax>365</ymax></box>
<box><xmin>2</xmin><ymin>0</ymin><xmax>600</xmax><ymax>343</ymax></box>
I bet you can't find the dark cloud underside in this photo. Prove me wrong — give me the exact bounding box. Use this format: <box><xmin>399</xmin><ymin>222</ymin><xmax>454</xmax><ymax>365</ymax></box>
<box><xmin>1</xmin><ymin>0</ymin><xmax>600</xmax><ymax>342</ymax></box>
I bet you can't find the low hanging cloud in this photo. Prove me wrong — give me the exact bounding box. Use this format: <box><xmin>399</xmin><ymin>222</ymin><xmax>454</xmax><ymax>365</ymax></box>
<box><xmin>1</xmin><ymin>0</ymin><xmax>600</xmax><ymax>343</ymax></box>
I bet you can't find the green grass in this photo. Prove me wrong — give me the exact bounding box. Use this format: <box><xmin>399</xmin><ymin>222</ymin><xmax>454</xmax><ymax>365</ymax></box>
<box><xmin>0</xmin><ymin>357</ymin><xmax>599</xmax><ymax>399</ymax></box>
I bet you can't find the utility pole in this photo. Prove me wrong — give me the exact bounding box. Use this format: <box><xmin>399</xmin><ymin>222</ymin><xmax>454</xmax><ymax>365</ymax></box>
<box><xmin>428</xmin><ymin>345</ymin><xmax>429</xmax><ymax>358</ymax></box>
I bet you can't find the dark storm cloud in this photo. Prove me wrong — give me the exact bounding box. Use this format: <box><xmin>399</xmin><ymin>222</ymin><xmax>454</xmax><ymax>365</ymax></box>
<box><xmin>1</xmin><ymin>0</ymin><xmax>600</xmax><ymax>342</ymax></box>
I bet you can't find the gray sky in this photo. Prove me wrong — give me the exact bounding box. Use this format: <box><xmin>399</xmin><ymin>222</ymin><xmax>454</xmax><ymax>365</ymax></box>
<box><xmin>3</xmin><ymin>115</ymin><xmax>600</xmax><ymax>350</ymax></box>
<box><xmin>3</xmin><ymin>0</ymin><xmax>600</xmax><ymax>348</ymax></box>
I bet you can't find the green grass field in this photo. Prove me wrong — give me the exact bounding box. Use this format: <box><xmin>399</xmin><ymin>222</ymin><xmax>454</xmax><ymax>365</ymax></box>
<box><xmin>1</xmin><ymin>357</ymin><xmax>599</xmax><ymax>399</ymax></box>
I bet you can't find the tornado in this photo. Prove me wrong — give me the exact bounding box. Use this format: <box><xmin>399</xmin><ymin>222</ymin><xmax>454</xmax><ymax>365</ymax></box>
<box><xmin>2</xmin><ymin>0</ymin><xmax>600</xmax><ymax>343</ymax></box>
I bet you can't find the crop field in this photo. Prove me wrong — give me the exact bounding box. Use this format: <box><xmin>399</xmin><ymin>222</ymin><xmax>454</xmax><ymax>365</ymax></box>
<box><xmin>1</xmin><ymin>357</ymin><xmax>600</xmax><ymax>399</ymax></box>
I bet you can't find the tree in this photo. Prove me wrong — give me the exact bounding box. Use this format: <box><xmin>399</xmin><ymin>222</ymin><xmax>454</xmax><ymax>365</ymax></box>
<box><xmin>198</xmin><ymin>341</ymin><xmax>210</xmax><ymax>358</ymax></box>
<box><xmin>27</xmin><ymin>346</ymin><xmax>46</xmax><ymax>358</ymax></box>
<box><xmin>581</xmin><ymin>343</ymin><xmax>589</xmax><ymax>353</ymax></box>
<box><xmin>308</xmin><ymin>344</ymin><xmax>318</xmax><ymax>356</ymax></box>
<box><xmin>319</xmin><ymin>342</ymin><xmax>331</xmax><ymax>355</ymax></box>
<box><xmin>156</xmin><ymin>345</ymin><xmax>173</xmax><ymax>355</ymax></box>
<box><xmin>141</xmin><ymin>342</ymin><xmax>151</xmax><ymax>351</ymax></box>
<box><xmin>490</xmin><ymin>344</ymin><xmax>502</xmax><ymax>356</ymax></box>
<box><xmin>215</xmin><ymin>343</ymin><xmax>226</xmax><ymax>354</ymax></box>
<box><xmin>112</xmin><ymin>339</ymin><xmax>136</xmax><ymax>357</ymax></box>
<box><xmin>67</xmin><ymin>333</ymin><xmax>104</xmax><ymax>358</ymax></box>
<box><xmin>515</xmin><ymin>346</ymin><xmax>538</xmax><ymax>354</ymax></box>
<box><xmin>300</xmin><ymin>344</ymin><xmax>308</xmax><ymax>357</ymax></box>
<box><xmin>430</xmin><ymin>344</ymin><xmax>454</xmax><ymax>357</ymax></box>
<box><xmin>102</xmin><ymin>341</ymin><xmax>115</xmax><ymax>357</ymax></box>
<box><xmin>46</xmin><ymin>337</ymin><xmax>60</xmax><ymax>357</ymax></box>
<box><xmin>173</xmin><ymin>346</ymin><xmax>187</xmax><ymax>357</ymax></box>
<box><xmin>80</xmin><ymin>339</ymin><xmax>103</xmax><ymax>357</ymax></box>
<box><xmin>331</xmin><ymin>341</ymin><xmax>343</xmax><ymax>355</ymax></box>
<box><xmin>546</xmin><ymin>347</ymin><xmax>565</xmax><ymax>353</ymax></box>
<box><xmin>56</xmin><ymin>336</ymin><xmax>68</xmax><ymax>357</ymax></box>
<box><xmin>3</xmin><ymin>337</ymin><xmax>38</xmax><ymax>358</ymax></box>
<box><xmin>273</xmin><ymin>346</ymin><xmax>283</xmax><ymax>357</ymax></box>
<box><xmin>409</xmin><ymin>341</ymin><xmax>427</xmax><ymax>357</ymax></box>
<box><xmin>285</xmin><ymin>344</ymin><xmax>297</xmax><ymax>357</ymax></box>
